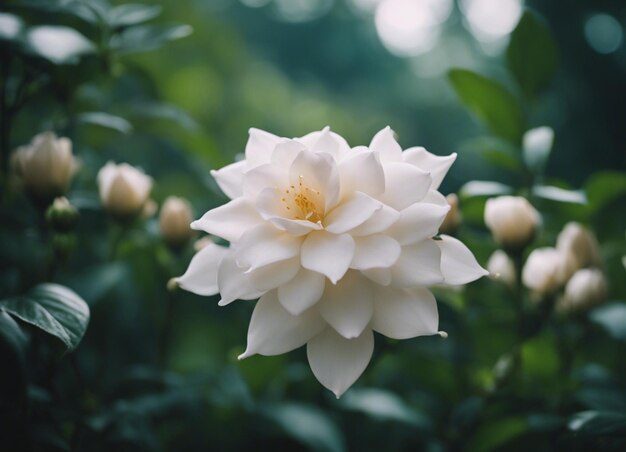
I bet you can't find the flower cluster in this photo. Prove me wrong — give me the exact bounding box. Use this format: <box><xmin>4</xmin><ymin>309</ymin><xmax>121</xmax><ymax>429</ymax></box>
<box><xmin>178</xmin><ymin>126</ymin><xmax>487</xmax><ymax>397</ymax></box>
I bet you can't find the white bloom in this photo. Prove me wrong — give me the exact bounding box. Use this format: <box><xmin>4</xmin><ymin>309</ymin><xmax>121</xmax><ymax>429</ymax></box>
<box><xmin>98</xmin><ymin>162</ymin><xmax>153</xmax><ymax>219</ymax></box>
<box><xmin>557</xmin><ymin>268</ymin><xmax>607</xmax><ymax>313</ymax></box>
<box><xmin>14</xmin><ymin>131</ymin><xmax>77</xmax><ymax>200</ymax></box>
<box><xmin>556</xmin><ymin>222</ymin><xmax>601</xmax><ymax>276</ymax></box>
<box><xmin>159</xmin><ymin>196</ymin><xmax>194</xmax><ymax>247</ymax></box>
<box><xmin>484</xmin><ymin>196</ymin><xmax>540</xmax><ymax>251</ymax></box>
<box><xmin>178</xmin><ymin>126</ymin><xmax>487</xmax><ymax>397</ymax></box>
<box><xmin>522</xmin><ymin>247</ymin><xmax>568</xmax><ymax>296</ymax></box>
<box><xmin>487</xmin><ymin>250</ymin><xmax>516</xmax><ymax>287</ymax></box>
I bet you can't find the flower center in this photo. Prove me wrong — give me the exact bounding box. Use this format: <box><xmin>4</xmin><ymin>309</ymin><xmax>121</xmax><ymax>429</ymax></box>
<box><xmin>281</xmin><ymin>175</ymin><xmax>324</xmax><ymax>224</ymax></box>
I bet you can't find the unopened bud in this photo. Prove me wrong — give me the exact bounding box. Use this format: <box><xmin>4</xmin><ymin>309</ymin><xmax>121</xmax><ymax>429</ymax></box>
<box><xmin>97</xmin><ymin>162</ymin><xmax>153</xmax><ymax>220</ymax></box>
<box><xmin>487</xmin><ymin>250</ymin><xmax>516</xmax><ymax>287</ymax></box>
<box><xmin>557</xmin><ymin>268</ymin><xmax>607</xmax><ymax>313</ymax></box>
<box><xmin>439</xmin><ymin>193</ymin><xmax>461</xmax><ymax>235</ymax></box>
<box><xmin>484</xmin><ymin>196</ymin><xmax>540</xmax><ymax>252</ymax></box>
<box><xmin>159</xmin><ymin>196</ymin><xmax>194</xmax><ymax>248</ymax></box>
<box><xmin>522</xmin><ymin>247</ymin><xmax>568</xmax><ymax>296</ymax></box>
<box><xmin>46</xmin><ymin>197</ymin><xmax>79</xmax><ymax>233</ymax></box>
<box><xmin>166</xmin><ymin>277</ymin><xmax>179</xmax><ymax>292</ymax></box>
<box><xmin>556</xmin><ymin>222</ymin><xmax>601</xmax><ymax>276</ymax></box>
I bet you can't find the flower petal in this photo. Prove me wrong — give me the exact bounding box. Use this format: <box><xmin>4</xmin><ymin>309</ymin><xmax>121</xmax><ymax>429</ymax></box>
<box><xmin>318</xmin><ymin>271</ymin><xmax>373</xmax><ymax>339</ymax></box>
<box><xmin>351</xmin><ymin>235</ymin><xmax>401</xmax><ymax>270</ymax></box>
<box><xmin>177</xmin><ymin>242</ymin><xmax>229</xmax><ymax>295</ymax></box>
<box><xmin>372</xmin><ymin>286</ymin><xmax>438</xmax><ymax>339</ymax></box>
<box><xmin>349</xmin><ymin>205</ymin><xmax>400</xmax><ymax>236</ymax></box>
<box><xmin>217</xmin><ymin>254</ymin><xmax>264</xmax><ymax>306</ymax></box>
<box><xmin>191</xmin><ymin>198</ymin><xmax>261</xmax><ymax>242</ymax></box>
<box><xmin>403</xmin><ymin>147</ymin><xmax>457</xmax><ymax>190</ymax></box>
<box><xmin>338</xmin><ymin>150</ymin><xmax>385</xmax><ymax>198</ymax></box>
<box><xmin>243</xmin><ymin>163</ymin><xmax>285</xmax><ymax>201</ymax></box>
<box><xmin>386</xmin><ymin>202</ymin><xmax>450</xmax><ymax>245</ymax></box>
<box><xmin>369</xmin><ymin>126</ymin><xmax>402</xmax><ymax>162</ymax></box>
<box><xmin>324</xmin><ymin>192</ymin><xmax>382</xmax><ymax>234</ymax></box>
<box><xmin>211</xmin><ymin>160</ymin><xmax>245</xmax><ymax>199</ymax></box>
<box><xmin>390</xmin><ymin>240</ymin><xmax>444</xmax><ymax>287</ymax></box>
<box><xmin>298</xmin><ymin>127</ymin><xmax>351</xmax><ymax>160</ymax></box>
<box><xmin>245</xmin><ymin>128</ymin><xmax>283</xmax><ymax>169</ymax></box>
<box><xmin>436</xmin><ymin>234</ymin><xmax>488</xmax><ymax>285</ymax></box>
<box><xmin>378</xmin><ymin>163</ymin><xmax>432</xmax><ymax>211</ymax></box>
<box><xmin>362</xmin><ymin>267</ymin><xmax>392</xmax><ymax>286</ymax></box>
<box><xmin>245</xmin><ymin>257</ymin><xmax>301</xmax><ymax>292</ymax></box>
<box><xmin>289</xmin><ymin>150</ymin><xmax>340</xmax><ymax>212</ymax></box>
<box><xmin>307</xmin><ymin>327</ymin><xmax>374</xmax><ymax>398</ymax></box>
<box><xmin>421</xmin><ymin>189</ymin><xmax>449</xmax><ymax>207</ymax></box>
<box><xmin>234</xmin><ymin>223</ymin><xmax>302</xmax><ymax>271</ymax></box>
<box><xmin>239</xmin><ymin>290</ymin><xmax>325</xmax><ymax>359</ymax></box>
<box><xmin>278</xmin><ymin>268</ymin><xmax>326</xmax><ymax>315</ymax></box>
<box><xmin>301</xmin><ymin>231</ymin><xmax>355</xmax><ymax>284</ymax></box>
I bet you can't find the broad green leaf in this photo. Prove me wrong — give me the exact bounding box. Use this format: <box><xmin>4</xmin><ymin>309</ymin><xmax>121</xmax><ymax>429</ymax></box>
<box><xmin>260</xmin><ymin>402</ymin><xmax>346</xmax><ymax>452</ymax></box>
<box><xmin>585</xmin><ymin>171</ymin><xmax>626</xmax><ymax>214</ymax></box>
<box><xmin>0</xmin><ymin>310</ymin><xmax>27</xmax><ymax>358</ymax></box>
<box><xmin>460</xmin><ymin>180</ymin><xmax>513</xmax><ymax>198</ymax></box>
<box><xmin>0</xmin><ymin>283</ymin><xmax>90</xmax><ymax>352</ymax></box>
<box><xmin>340</xmin><ymin>388</ymin><xmax>430</xmax><ymax>428</ymax></box>
<box><xmin>467</xmin><ymin>417</ymin><xmax>528</xmax><ymax>452</ymax></box>
<box><xmin>78</xmin><ymin>112</ymin><xmax>133</xmax><ymax>134</ymax></box>
<box><xmin>110</xmin><ymin>24</ymin><xmax>192</xmax><ymax>54</ymax></box>
<box><xmin>448</xmin><ymin>69</ymin><xmax>525</xmax><ymax>144</ymax></box>
<box><xmin>532</xmin><ymin>185</ymin><xmax>586</xmax><ymax>204</ymax></box>
<box><xmin>523</xmin><ymin>126</ymin><xmax>554</xmax><ymax>174</ymax></box>
<box><xmin>568</xmin><ymin>411</ymin><xmax>626</xmax><ymax>435</ymax></box>
<box><xmin>507</xmin><ymin>11</ymin><xmax>559</xmax><ymax>99</ymax></box>
<box><xmin>590</xmin><ymin>302</ymin><xmax>626</xmax><ymax>341</ymax></box>
<box><xmin>459</xmin><ymin>136</ymin><xmax>523</xmax><ymax>173</ymax></box>
<box><xmin>26</xmin><ymin>25</ymin><xmax>95</xmax><ymax>64</ymax></box>
<box><xmin>108</xmin><ymin>4</ymin><xmax>162</xmax><ymax>28</ymax></box>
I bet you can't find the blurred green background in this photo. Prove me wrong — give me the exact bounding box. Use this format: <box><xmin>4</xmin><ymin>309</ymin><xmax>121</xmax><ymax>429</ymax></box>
<box><xmin>1</xmin><ymin>0</ymin><xmax>625</xmax><ymax>450</ymax></box>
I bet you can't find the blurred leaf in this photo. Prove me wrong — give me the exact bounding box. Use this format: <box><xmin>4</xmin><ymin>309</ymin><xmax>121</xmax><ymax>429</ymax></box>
<box><xmin>339</xmin><ymin>388</ymin><xmax>430</xmax><ymax>428</ymax></box>
<box><xmin>459</xmin><ymin>136</ymin><xmax>523</xmax><ymax>173</ymax></box>
<box><xmin>568</xmin><ymin>411</ymin><xmax>626</xmax><ymax>435</ymax></box>
<box><xmin>467</xmin><ymin>416</ymin><xmax>528</xmax><ymax>452</ymax></box>
<box><xmin>523</xmin><ymin>126</ymin><xmax>554</xmax><ymax>174</ymax></box>
<box><xmin>521</xmin><ymin>331</ymin><xmax>559</xmax><ymax>380</ymax></box>
<box><xmin>26</xmin><ymin>25</ymin><xmax>95</xmax><ymax>64</ymax></box>
<box><xmin>13</xmin><ymin>0</ymin><xmax>103</xmax><ymax>23</ymax></box>
<box><xmin>260</xmin><ymin>402</ymin><xmax>346</xmax><ymax>452</ymax></box>
<box><xmin>527</xmin><ymin>413</ymin><xmax>564</xmax><ymax>432</ymax></box>
<box><xmin>0</xmin><ymin>283</ymin><xmax>89</xmax><ymax>352</ymax></box>
<box><xmin>65</xmin><ymin>263</ymin><xmax>132</xmax><ymax>306</ymax></box>
<box><xmin>577</xmin><ymin>387</ymin><xmax>626</xmax><ymax>413</ymax></box>
<box><xmin>108</xmin><ymin>4</ymin><xmax>162</xmax><ymax>28</ymax></box>
<box><xmin>507</xmin><ymin>11</ymin><xmax>559</xmax><ymax>99</ymax></box>
<box><xmin>532</xmin><ymin>185</ymin><xmax>586</xmax><ymax>204</ymax></box>
<box><xmin>78</xmin><ymin>112</ymin><xmax>133</xmax><ymax>134</ymax></box>
<box><xmin>448</xmin><ymin>69</ymin><xmax>525</xmax><ymax>144</ymax></box>
<box><xmin>460</xmin><ymin>180</ymin><xmax>513</xmax><ymax>198</ymax></box>
<box><xmin>131</xmin><ymin>102</ymin><xmax>199</xmax><ymax>130</ymax></box>
<box><xmin>0</xmin><ymin>310</ymin><xmax>27</xmax><ymax>358</ymax></box>
<box><xmin>590</xmin><ymin>302</ymin><xmax>626</xmax><ymax>341</ymax></box>
<box><xmin>585</xmin><ymin>171</ymin><xmax>626</xmax><ymax>214</ymax></box>
<box><xmin>110</xmin><ymin>24</ymin><xmax>192</xmax><ymax>54</ymax></box>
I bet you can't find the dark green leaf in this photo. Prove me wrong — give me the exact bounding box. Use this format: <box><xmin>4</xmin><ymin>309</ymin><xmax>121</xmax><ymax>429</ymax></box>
<box><xmin>108</xmin><ymin>4</ymin><xmax>162</xmax><ymax>28</ymax></box>
<box><xmin>507</xmin><ymin>11</ymin><xmax>559</xmax><ymax>99</ymax></box>
<box><xmin>78</xmin><ymin>112</ymin><xmax>133</xmax><ymax>134</ymax></box>
<box><xmin>25</xmin><ymin>25</ymin><xmax>95</xmax><ymax>64</ymax></box>
<box><xmin>0</xmin><ymin>310</ymin><xmax>27</xmax><ymax>358</ymax></box>
<box><xmin>448</xmin><ymin>69</ymin><xmax>525</xmax><ymax>143</ymax></box>
<box><xmin>532</xmin><ymin>185</ymin><xmax>586</xmax><ymax>204</ymax></box>
<box><xmin>340</xmin><ymin>388</ymin><xmax>430</xmax><ymax>428</ymax></box>
<box><xmin>590</xmin><ymin>302</ymin><xmax>626</xmax><ymax>341</ymax></box>
<box><xmin>568</xmin><ymin>411</ymin><xmax>626</xmax><ymax>435</ymax></box>
<box><xmin>585</xmin><ymin>171</ymin><xmax>626</xmax><ymax>214</ymax></box>
<box><xmin>460</xmin><ymin>180</ymin><xmax>513</xmax><ymax>198</ymax></box>
<box><xmin>0</xmin><ymin>283</ymin><xmax>90</xmax><ymax>352</ymax></box>
<box><xmin>467</xmin><ymin>416</ymin><xmax>528</xmax><ymax>452</ymax></box>
<box><xmin>110</xmin><ymin>24</ymin><xmax>192</xmax><ymax>54</ymax></box>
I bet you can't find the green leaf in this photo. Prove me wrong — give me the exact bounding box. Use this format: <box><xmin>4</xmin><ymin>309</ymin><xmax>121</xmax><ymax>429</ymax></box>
<box><xmin>110</xmin><ymin>24</ymin><xmax>192</xmax><ymax>54</ymax></box>
<box><xmin>590</xmin><ymin>302</ymin><xmax>626</xmax><ymax>341</ymax></box>
<box><xmin>522</xmin><ymin>126</ymin><xmax>554</xmax><ymax>174</ymax></box>
<box><xmin>460</xmin><ymin>180</ymin><xmax>513</xmax><ymax>198</ymax></box>
<box><xmin>0</xmin><ymin>310</ymin><xmax>27</xmax><ymax>358</ymax></box>
<box><xmin>568</xmin><ymin>411</ymin><xmax>626</xmax><ymax>435</ymax></box>
<box><xmin>108</xmin><ymin>4</ymin><xmax>162</xmax><ymax>28</ymax></box>
<box><xmin>459</xmin><ymin>136</ymin><xmax>523</xmax><ymax>173</ymax></box>
<box><xmin>585</xmin><ymin>171</ymin><xmax>626</xmax><ymax>214</ymax></box>
<box><xmin>78</xmin><ymin>112</ymin><xmax>133</xmax><ymax>134</ymax></box>
<box><xmin>532</xmin><ymin>185</ymin><xmax>586</xmax><ymax>204</ymax></box>
<box><xmin>0</xmin><ymin>283</ymin><xmax>90</xmax><ymax>352</ymax></box>
<box><xmin>260</xmin><ymin>402</ymin><xmax>346</xmax><ymax>452</ymax></box>
<box><xmin>467</xmin><ymin>416</ymin><xmax>528</xmax><ymax>452</ymax></box>
<box><xmin>25</xmin><ymin>25</ymin><xmax>95</xmax><ymax>64</ymax></box>
<box><xmin>340</xmin><ymin>388</ymin><xmax>430</xmax><ymax>428</ymax></box>
<box><xmin>448</xmin><ymin>69</ymin><xmax>525</xmax><ymax>144</ymax></box>
<box><xmin>506</xmin><ymin>11</ymin><xmax>559</xmax><ymax>99</ymax></box>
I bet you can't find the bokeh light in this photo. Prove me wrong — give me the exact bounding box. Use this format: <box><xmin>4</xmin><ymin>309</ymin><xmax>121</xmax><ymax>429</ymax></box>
<box><xmin>584</xmin><ymin>13</ymin><xmax>623</xmax><ymax>54</ymax></box>
<box><xmin>460</xmin><ymin>0</ymin><xmax>523</xmax><ymax>43</ymax></box>
<box><xmin>273</xmin><ymin>0</ymin><xmax>334</xmax><ymax>23</ymax></box>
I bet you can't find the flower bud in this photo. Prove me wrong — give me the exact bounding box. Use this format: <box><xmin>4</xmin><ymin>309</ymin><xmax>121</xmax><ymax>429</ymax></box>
<box><xmin>487</xmin><ymin>250</ymin><xmax>516</xmax><ymax>287</ymax></box>
<box><xmin>159</xmin><ymin>196</ymin><xmax>194</xmax><ymax>248</ymax></box>
<box><xmin>97</xmin><ymin>162</ymin><xmax>153</xmax><ymax>220</ymax></box>
<box><xmin>484</xmin><ymin>196</ymin><xmax>540</xmax><ymax>252</ymax></box>
<box><xmin>522</xmin><ymin>247</ymin><xmax>568</xmax><ymax>296</ymax></box>
<box><xmin>557</xmin><ymin>268</ymin><xmax>607</xmax><ymax>313</ymax></box>
<box><xmin>556</xmin><ymin>222</ymin><xmax>601</xmax><ymax>276</ymax></box>
<box><xmin>439</xmin><ymin>193</ymin><xmax>461</xmax><ymax>235</ymax></box>
<box><xmin>46</xmin><ymin>197</ymin><xmax>79</xmax><ymax>233</ymax></box>
<box><xmin>13</xmin><ymin>132</ymin><xmax>77</xmax><ymax>201</ymax></box>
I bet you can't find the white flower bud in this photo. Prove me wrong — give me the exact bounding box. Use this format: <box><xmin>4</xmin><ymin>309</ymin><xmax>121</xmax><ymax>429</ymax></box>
<box><xmin>439</xmin><ymin>193</ymin><xmax>461</xmax><ymax>235</ymax></box>
<box><xmin>159</xmin><ymin>196</ymin><xmax>194</xmax><ymax>247</ymax></box>
<box><xmin>556</xmin><ymin>222</ymin><xmax>601</xmax><ymax>276</ymax></box>
<box><xmin>557</xmin><ymin>268</ymin><xmax>607</xmax><ymax>313</ymax></box>
<box><xmin>522</xmin><ymin>247</ymin><xmax>568</xmax><ymax>296</ymax></box>
<box><xmin>14</xmin><ymin>132</ymin><xmax>77</xmax><ymax>200</ymax></box>
<box><xmin>484</xmin><ymin>196</ymin><xmax>540</xmax><ymax>251</ymax></box>
<box><xmin>487</xmin><ymin>250</ymin><xmax>516</xmax><ymax>287</ymax></box>
<box><xmin>97</xmin><ymin>162</ymin><xmax>153</xmax><ymax>219</ymax></box>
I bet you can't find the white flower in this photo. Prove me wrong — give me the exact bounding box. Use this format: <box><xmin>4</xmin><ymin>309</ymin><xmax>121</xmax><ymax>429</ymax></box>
<box><xmin>522</xmin><ymin>247</ymin><xmax>568</xmax><ymax>296</ymax></box>
<box><xmin>178</xmin><ymin>126</ymin><xmax>487</xmax><ymax>397</ymax></box>
<box><xmin>484</xmin><ymin>196</ymin><xmax>540</xmax><ymax>251</ymax></box>
<box><xmin>159</xmin><ymin>196</ymin><xmax>194</xmax><ymax>247</ymax></box>
<box><xmin>487</xmin><ymin>250</ymin><xmax>516</xmax><ymax>287</ymax></box>
<box><xmin>557</xmin><ymin>268</ymin><xmax>607</xmax><ymax>313</ymax></box>
<box><xmin>98</xmin><ymin>162</ymin><xmax>153</xmax><ymax>219</ymax></box>
<box><xmin>556</xmin><ymin>222</ymin><xmax>601</xmax><ymax>276</ymax></box>
<box><xmin>14</xmin><ymin>131</ymin><xmax>77</xmax><ymax>200</ymax></box>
